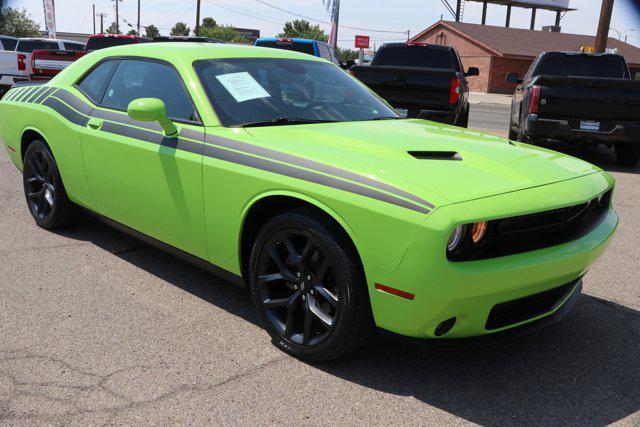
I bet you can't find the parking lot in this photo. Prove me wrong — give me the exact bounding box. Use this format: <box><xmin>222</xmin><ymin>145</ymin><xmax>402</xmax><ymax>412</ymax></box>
<box><xmin>0</xmin><ymin>102</ymin><xmax>639</xmax><ymax>425</ymax></box>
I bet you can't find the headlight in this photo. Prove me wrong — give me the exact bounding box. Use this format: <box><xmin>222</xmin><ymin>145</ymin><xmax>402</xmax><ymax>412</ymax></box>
<box><xmin>447</xmin><ymin>225</ymin><xmax>466</xmax><ymax>252</ymax></box>
<box><xmin>471</xmin><ymin>221</ymin><xmax>488</xmax><ymax>244</ymax></box>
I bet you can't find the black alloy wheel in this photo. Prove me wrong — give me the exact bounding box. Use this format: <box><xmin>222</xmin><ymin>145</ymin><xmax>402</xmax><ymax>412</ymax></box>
<box><xmin>24</xmin><ymin>147</ymin><xmax>56</xmax><ymax>221</ymax></box>
<box><xmin>256</xmin><ymin>229</ymin><xmax>339</xmax><ymax>346</ymax></box>
<box><xmin>23</xmin><ymin>140</ymin><xmax>79</xmax><ymax>229</ymax></box>
<box><xmin>249</xmin><ymin>210</ymin><xmax>373</xmax><ymax>361</ymax></box>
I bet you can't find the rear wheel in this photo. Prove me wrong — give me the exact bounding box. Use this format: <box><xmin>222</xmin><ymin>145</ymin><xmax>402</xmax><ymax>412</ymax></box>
<box><xmin>248</xmin><ymin>209</ymin><xmax>373</xmax><ymax>361</ymax></box>
<box><xmin>456</xmin><ymin>106</ymin><xmax>469</xmax><ymax>128</ymax></box>
<box><xmin>23</xmin><ymin>140</ymin><xmax>79</xmax><ymax>229</ymax></box>
<box><xmin>508</xmin><ymin>124</ymin><xmax>518</xmax><ymax>141</ymax></box>
<box><xmin>614</xmin><ymin>143</ymin><xmax>640</xmax><ymax>167</ymax></box>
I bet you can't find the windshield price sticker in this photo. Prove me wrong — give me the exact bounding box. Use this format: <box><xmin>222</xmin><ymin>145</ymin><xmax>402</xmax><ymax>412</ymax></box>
<box><xmin>215</xmin><ymin>72</ymin><xmax>271</xmax><ymax>103</ymax></box>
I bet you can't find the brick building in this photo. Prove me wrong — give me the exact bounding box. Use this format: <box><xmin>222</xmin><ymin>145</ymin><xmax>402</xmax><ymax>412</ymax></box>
<box><xmin>410</xmin><ymin>21</ymin><xmax>640</xmax><ymax>94</ymax></box>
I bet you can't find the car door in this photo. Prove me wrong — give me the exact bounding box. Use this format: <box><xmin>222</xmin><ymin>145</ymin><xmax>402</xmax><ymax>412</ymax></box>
<box><xmin>78</xmin><ymin>58</ymin><xmax>208</xmax><ymax>259</ymax></box>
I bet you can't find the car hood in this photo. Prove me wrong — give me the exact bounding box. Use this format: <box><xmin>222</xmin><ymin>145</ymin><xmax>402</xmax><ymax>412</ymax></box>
<box><xmin>243</xmin><ymin>119</ymin><xmax>600</xmax><ymax>208</ymax></box>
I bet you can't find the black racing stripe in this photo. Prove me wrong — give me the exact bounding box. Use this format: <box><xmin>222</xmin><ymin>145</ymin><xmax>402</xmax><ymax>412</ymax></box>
<box><xmin>100</xmin><ymin>121</ymin><xmax>203</xmax><ymax>155</ymax></box>
<box><xmin>54</xmin><ymin>89</ymin><xmax>94</xmax><ymax>115</ymax></box>
<box><xmin>202</xmin><ymin>144</ymin><xmax>430</xmax><ymax>215</ymax></box>
<box><xmin>3</xmin><ymin>89</ymin><xmax>19</xmax><ymax>101</ymax></box>
<box><xmin>91</xmin><ymin>108</ymin><xmax>164</xmax><ymax>132</ymax></box>
<box><xmin>204</xmin><ymin>134</ymin><xmax>435</xmax><ymax>210</ymax></box>
<box><xmin>16</xmin><ymin>87</ymin><xmax>36</xmax><ymax>102</ymax></box>
<box><xmin>24</xmin><ymin>87</ymin><xmax>47</xmax><ymax>103</ymax></box>
<box><xmin>43</xmin><ymin>97</ymin><xmax>87</xmax><ymax>126</ymax></box>
<box><xmin>34</xmin><ymin>87</ymin><xmax>57</xmax><ymax>104</ymax></box>
<box><xmin>7</xmin><ymin>88</ymin><xmax>26</xmax><ymax>102</ymax></box>
<box><xmin>100</xmin><ymin>120</ymin><xmax>427</xmax><ymax>213</ymax></box>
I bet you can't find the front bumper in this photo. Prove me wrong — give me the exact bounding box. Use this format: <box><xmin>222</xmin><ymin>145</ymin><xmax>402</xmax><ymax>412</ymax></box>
<box><xmin>365</xmin><ymin>172</ymin><xmax>617</xmax><ymax>341</ymax></box>
<box><xmin>525</xmin><ymin>114</ymin><xmax>640</xmax><ymax>143</ymax></box>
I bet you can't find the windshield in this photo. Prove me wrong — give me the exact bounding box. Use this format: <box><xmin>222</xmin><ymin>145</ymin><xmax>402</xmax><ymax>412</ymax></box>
<box><xmin>16</xmin><ymin>40</ymin><xmax>59</xmax><ymax>53</ymax></box>
<box><xmin>254</xmin><ymin>41</ymin><xmax>315</xmax><ymax>56</ymax></box>
<box><xmin>536</xmin><ymin>54</ymin><xmax>628</xmax><ymax>78</ymax></box>
<box><xmin>373</xmin><ymin>46</ymin><xmax>454</xmax><ymax>69</ymax></box>
<box><xmin>194</xmin><ymin>58</ymin><xmax>399</xmax><ymax>127</ymax></box>
<box><xmin>85</xmin><ymin>37</ymin><xmax>137</xmax><ymax>51</ymax></box>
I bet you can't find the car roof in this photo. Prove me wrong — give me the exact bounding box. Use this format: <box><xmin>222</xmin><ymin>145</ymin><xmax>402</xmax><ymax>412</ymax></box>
<box><xmin>86</xmin><ymin>42</ymin><xmax>326</xmax><ymax>63</ymax></box>
<box><xmin>16</xmin><ymin>37</ymin><xmax>78</xmax><ymax>43</ymax></box>
<box><xmin>0</xmin><ymin>35</ymin><xmax>18</xmax><ymax>40</ymax></box>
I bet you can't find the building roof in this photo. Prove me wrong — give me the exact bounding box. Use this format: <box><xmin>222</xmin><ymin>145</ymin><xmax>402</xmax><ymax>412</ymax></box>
<box><xmin>412</xmin><ymin>21</ymin><xmax>640</xmax><ymax>65</ymax></box>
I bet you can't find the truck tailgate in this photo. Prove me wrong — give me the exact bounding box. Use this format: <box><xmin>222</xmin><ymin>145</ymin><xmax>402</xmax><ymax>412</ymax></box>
<box><xmin>351</xmin><ymin>65</ymin><xmax>454</xmax><ymax>111</ymax></box>
<box><xmin>537</xmin><ymin>75</ymin><xmax>640</xmax><ymax>122</ymax></box>
<box><xmin>31</xmin><ymin>49</ymin><xmax>85</xmax><ymax>79</ymax></box>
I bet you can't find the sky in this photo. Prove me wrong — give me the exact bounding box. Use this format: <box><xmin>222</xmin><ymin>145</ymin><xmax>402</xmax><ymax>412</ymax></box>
<box><xmin>7</xmin><ymin>0</ymin><xmax>640</xmax><ymax>49</ymax></box>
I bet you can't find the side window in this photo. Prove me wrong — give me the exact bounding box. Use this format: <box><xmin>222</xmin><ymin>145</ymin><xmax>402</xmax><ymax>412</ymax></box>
<box><xmin>318</xmin><ymin>44</ymin><xmax>332</xmax><ymax>61</ymax></box>
<box><xmin>64</xmin><ymin>42</ymin><xmax>85</xmax><ymax>51</ymax></box>
<box><xmin>101</xmin><ymin>59</ymin><xmax>198</xmax><ymax>123</ymax></box>
<box><xmin>77</xmin><ymin>60</ymin><xmax>119</xmax><ymax>103</ymax></box>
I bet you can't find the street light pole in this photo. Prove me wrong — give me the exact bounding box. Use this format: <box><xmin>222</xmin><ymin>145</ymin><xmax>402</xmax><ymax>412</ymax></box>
<box><xmin>93</xmin><ymin>4</ymin><xmax>96</xmax><ymax>34</ymax></box>
<box><xmin>137</xmin><ymin>0</ymin><xmax>141</xmax><ymax>35</ymax></box>
<box><xmin>595</xmin><ymin>0</ymin><xmax>614</xmax><ymax>53</ymax></box>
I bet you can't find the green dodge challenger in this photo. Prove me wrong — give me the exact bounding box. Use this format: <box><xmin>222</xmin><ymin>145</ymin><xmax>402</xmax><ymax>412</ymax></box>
<box><xmin>0</xmin><ymin>43</ymin><xmax>618</xmax><ymax>360</ymax></box>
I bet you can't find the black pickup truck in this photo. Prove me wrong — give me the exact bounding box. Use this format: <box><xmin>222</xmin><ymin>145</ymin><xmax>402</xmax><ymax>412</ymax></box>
<box><xmin>507</xmin><ymin>51</ymin><xmax>640</xmax><ymax>166</ymax></box>
<box><xmin>349</xmin><ymin>42</ymin><xmax>479</xmax><ymax>127</ymax></box>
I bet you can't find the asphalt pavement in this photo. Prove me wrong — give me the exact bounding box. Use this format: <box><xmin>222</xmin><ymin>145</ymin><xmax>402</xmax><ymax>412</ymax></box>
<box><xmin>1</xmin><ymin>103</ymin><xmax>639</xmax><ymax>425</ymax></box>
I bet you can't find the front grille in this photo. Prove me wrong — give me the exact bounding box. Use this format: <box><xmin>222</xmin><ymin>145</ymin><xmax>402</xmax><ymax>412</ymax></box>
<box><xmin>448</xmin><ymin>188</ymin><xmax>612</xmax><ymax>261</ymax></box>
<box><xmin>485</xmin><ymin>280</ymin><xmax>578</xmax><ymax>330</ymax></box>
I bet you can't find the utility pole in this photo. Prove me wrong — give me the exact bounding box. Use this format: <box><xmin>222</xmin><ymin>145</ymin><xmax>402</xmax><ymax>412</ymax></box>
<box><xmin>455</xmin><ymin>0</ymin><xmax>461</xmax><ymax>22</ymax></box>
<box><xmin>96</xmin><ymin>12</ymin><xmax>107</xmax><ymax>33</ymax></box>
<box><xmin>195</xmin><ymin>0</ymin><xmax>201</xmax><ymax>36</ymax></box>
<box><xmin>93</xmin><ymin>4</ymin><xmax>96</xmax><ymax>34</ymax></box>
<box><xmin>595</xmin><ymin>0</ymin><xmax>614</xmax><ymax>52</ymax></box>
<box><xmin>112</xmin><ymin>0</ymin><xmax>122</xmax><ymax>34</ymax></box>
<box><xmin>137</xmin><ymin>0</ymin><xmax>141</xmax><ymax>35</ymax></box>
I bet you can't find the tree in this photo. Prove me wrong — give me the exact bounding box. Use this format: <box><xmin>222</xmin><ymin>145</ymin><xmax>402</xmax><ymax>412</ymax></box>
<box><xmin>170</xmin><ymin>22</ymin><xmax>190</xmax><ymax>36</ymax></box>
<box><xmin>105</xmin><ymin>22</ymin><xmax>121</xmax><ymax>35</ymax></box>
<box><xmin>336</xmin><ymin>47</ymin><xmax>360</xmax><ymax>63</ymax></box>
<box><xmin>278</xmin><ymin>20</ymin><xmax>327</xmax><ymax>42</ymax></box>
<box><xmin>0</xmin><ymin>7</ymin><xmax>40</xmax><ymax>37</ymax></box>
<box><xmin>144</xmin><ymin>24</ymin><xmax>160</xmax><ymax>39</ymax></box>
<box><xmin>201</xmin><ymin>17</ymin><xmax>217</xmax><ymax>30</ymax></box>
<box><xmin>199</xmin><ymin>23</ymin><xmax>248</xmax><ymax>43</ymax></box>
<box><xmin>126</xmin><ymin>29</ymin><xmax>138</xmax><ymax>36</ymax></box>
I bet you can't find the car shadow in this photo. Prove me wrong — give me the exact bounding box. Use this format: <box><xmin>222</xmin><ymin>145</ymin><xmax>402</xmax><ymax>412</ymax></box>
<box><xmin>537</xmin><ymin>141</ymin><xmax>640</xmax><ymax>174</ymax></box>
<box><xmin>56</xmin><ymin>216</ymin><xmax>640</xmax><ymax>425</ymax></box>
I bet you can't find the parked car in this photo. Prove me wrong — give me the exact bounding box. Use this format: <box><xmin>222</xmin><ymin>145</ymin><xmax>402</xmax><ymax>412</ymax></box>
<box><xmin>85</xmin><ymin>33</ymin><xmax>150</xmax><ymax>52</ymax></box>
<box><xmin>507</xmin><ymin>51</ymin><xmax>640</xmax><ymax>166</ymax></box>
<box><xmin>30</xmin><ymin>49</ymin><xmax>86</xmax><ymax>81</ymax></box>
<box><xmin>254</xmin><ymin>37</ymin><xmax>343</xmax><ymax>66</ymax></box>
<box><xmin>153</xmin><ymin>35</ymin><xmax>225</xmax><ymax>43</ymax></box>
<box><xmin>349</xmin><ymin>42</ymin><xmax>479</xmax><ymax>127</ymax></box>
<box><xmin>0</xmin><ymin>38</ymin><xmax>83</xmax><ymax>95</ymax></box>
<box><xmin>0</xmin><ymin>43</ymin><xmax>617</xmax><ymax>361</ymax></box>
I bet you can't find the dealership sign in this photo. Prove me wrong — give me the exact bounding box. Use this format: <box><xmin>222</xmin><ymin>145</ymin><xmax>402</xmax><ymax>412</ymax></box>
<box><xmin>355</xmin><ymin>35</ymin><xmax>370</xmax><ymax>49</ymax></box>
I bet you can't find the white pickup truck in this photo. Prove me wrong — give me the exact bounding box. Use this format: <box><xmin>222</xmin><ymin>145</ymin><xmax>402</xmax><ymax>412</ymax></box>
<box><xmin>0</xmin><ymin>37</ymin><xmax>84</xmax><ymax>95</ymax></box>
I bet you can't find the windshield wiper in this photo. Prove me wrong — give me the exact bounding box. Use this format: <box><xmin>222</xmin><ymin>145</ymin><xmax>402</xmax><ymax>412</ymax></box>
<box><xmin>235</xmin><ymin>117</ymin><xmax>338</xmax><ymax>128</ymax></box>
<box><xmin>371</xmin><ymin>116</ymin><xmax>402</xmax><ymax>121</ymax></box>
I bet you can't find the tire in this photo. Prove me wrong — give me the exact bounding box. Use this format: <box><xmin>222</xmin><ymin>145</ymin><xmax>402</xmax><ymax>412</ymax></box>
<box><xmin>614</xmin><ymin>143</ymin><xmax>640</xmax><ymax>167</ymax></box>
<box><xmin>516</xmin><ymin>127</ymin><xmax>529</xmax><ymax>143</ymax></box>
<box><xmin>248</xmin><ymin>209</ymin><xmax>373</xmax><ymax>361</ymax></box>
<box><xmin>508</xmin><ymin>125</ymin><xmax>518</xmax><ymax>141</ymax></box>
<box><xmin>456</xmin><ymin>106</ymin><xmax>469</xmax><ymax>128</ymax></box>
<box><xmin>23</xmin><ymin>140</ymin><xmax>79</xmax><ymax>229</ymax></box>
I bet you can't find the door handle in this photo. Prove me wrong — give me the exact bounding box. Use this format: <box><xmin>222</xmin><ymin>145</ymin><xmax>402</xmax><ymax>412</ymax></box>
<box><xmin>87</xmin><ymin>117</ymin><xmax>103</xmax><ymax>130</ymax></box>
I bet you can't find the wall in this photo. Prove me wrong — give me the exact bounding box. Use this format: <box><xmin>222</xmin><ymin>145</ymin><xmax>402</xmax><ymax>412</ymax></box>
<box><xmin>489</xmin><ymin>57</ymin><xmax>533</xmax><ymax>94</ymax></box>
<box><xmin>412</xmin><ymin>25</ymin><xmax>494</xmax><ymax>93</ymax></box>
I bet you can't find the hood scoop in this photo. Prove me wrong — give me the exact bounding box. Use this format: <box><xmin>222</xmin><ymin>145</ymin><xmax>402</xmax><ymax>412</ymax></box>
<box><xmin>408</xmin><ymin>151</ymin><xmax>462</xmax><ymax>161</ymax></box>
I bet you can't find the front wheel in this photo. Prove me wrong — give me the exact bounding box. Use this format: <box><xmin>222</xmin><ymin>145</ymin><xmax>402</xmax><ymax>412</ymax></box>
<box><xmin>248</xmin><ymin>209</ymin><xmax>373</xmax><ymax>361</ymax></box>
<box><xmin>23</xmin><ymin>140</ymin><xmax>79</xmax><ymax>229</ymax></box>
<box><xmin>614</xmin><ymin>143</ymin><xmax>640</xmax><ymax>167</ymax></box>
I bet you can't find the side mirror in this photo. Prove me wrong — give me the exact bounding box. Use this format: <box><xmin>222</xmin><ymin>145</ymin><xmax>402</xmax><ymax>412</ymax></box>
<box><xmin>127</xmin><ymin>98</ymin><xmax>178</xmax><ymax>136</ymax></box>
<box><xmin>506</xmin><ymin>72</ymin><xmax>523</xmax><ymax>84</ymax></box>
<box><xmin>466</xmin><ymin>67</ymin><xmax>480</xmax><ymax>77</ymax></box>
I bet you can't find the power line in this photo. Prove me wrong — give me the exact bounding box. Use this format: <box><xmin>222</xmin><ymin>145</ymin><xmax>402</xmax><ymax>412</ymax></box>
<box><xmin>203</xmin><ymin>0</ymin><xmax>284</xmax><ymax>26</ymax></box>
<box><xmin>252</xmin><ymin>0</ymin><xmax>408</xmax><ymax>34</ymax></box>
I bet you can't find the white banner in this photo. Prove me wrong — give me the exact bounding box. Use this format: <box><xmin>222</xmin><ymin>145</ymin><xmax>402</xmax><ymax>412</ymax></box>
<box><xmin>322</xmin><ymin>0</ymin><xmax>340</xmax><ymax>49</ymax></box>
<box><xmin>42</xmin><ymin>0</ymin><xmax>56</xmax><ymax>39</ymax></box>
<box><xmin>516</xmin><ymin>0</ymin><xmax>570</xmax><ymax>8</ymax></box>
